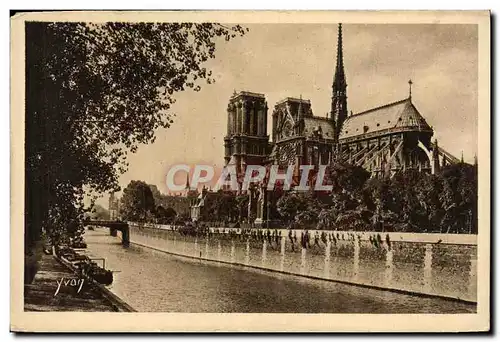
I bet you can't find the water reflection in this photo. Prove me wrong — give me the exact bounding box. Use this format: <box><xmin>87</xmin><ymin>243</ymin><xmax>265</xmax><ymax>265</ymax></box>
<box><xmin>84</xmin><ymin>229</ymin><xmax>475</xmax><ymax>313</ymax></box>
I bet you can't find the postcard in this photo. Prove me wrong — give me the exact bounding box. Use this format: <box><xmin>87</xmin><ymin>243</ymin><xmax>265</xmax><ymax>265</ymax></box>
<box><xmin>10</xmin><ymin>10</ymin><xmax>490</xmax><ymax>332</ymax></box>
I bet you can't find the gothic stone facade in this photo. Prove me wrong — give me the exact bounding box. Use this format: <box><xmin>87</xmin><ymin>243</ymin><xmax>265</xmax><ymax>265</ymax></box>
<box><xmin>224</xmin><ymin>24</ymin><xmax>459</xmax><ymax>180</ymax></box>
<box><xmin>221</xmin><ymin>24</ymin><xmax>460</xmax><ymax>225</ymax></box>
<box><xmin>224</xmin><ymin>91</ymin><xmax>270</xmax><ymax>176</ymax></box>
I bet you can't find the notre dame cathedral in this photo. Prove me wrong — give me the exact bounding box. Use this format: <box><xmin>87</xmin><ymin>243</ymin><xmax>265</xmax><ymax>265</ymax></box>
<box><xmin>223</xmin><ymin>24</ymin><xmax>461</xmax><ymax>182</ymax></box>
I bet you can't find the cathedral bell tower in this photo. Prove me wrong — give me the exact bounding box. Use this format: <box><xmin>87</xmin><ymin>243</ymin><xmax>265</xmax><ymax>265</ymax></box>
<box><xmin>224</xmin><ymin>91</ymin><xmax>269</xmax><ymax>180</ymax></box>
<box><xmin>331</xmin><ymin>23</ymin><xmax>348</xmax><ymax>143</ymax></box>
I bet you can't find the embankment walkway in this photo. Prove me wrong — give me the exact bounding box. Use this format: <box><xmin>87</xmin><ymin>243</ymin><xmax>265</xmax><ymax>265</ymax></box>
<box><xmin>24</xmin><ymin>253</ymin><xmax>133</xmax><ymax>312</ymax></box>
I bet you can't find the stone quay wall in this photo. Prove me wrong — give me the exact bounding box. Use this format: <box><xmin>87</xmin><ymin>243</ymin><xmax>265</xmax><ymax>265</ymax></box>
<box><xmin>123</xmin><ymin>223</ymin><xmax>477</xmax><ymax>303</ymax></box>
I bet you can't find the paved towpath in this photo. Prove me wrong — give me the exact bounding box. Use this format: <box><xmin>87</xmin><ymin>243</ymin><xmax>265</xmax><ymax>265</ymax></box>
<box><xmin>24</xmin><ymin>253</ymin><xmax>127</xmax><ymax>312</ymax></box>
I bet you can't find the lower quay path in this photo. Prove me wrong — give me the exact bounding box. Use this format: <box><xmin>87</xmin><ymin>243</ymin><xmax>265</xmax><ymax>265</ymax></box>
<box><xmin>24</xmin><ymin>253</ymin><xmax>132</xmax><ymax>312</ymax></box>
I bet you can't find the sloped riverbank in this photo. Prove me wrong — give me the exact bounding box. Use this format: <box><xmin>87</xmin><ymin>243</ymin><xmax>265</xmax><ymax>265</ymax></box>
<box><xmin>84</xmin><ymin>228</ymin><xmax>475</xmax><ymax>313</ymax></box>
<box><xmin>126</xmin><ymin>223</ymin><xmax>477</xmax><ymax>304</ymax></box>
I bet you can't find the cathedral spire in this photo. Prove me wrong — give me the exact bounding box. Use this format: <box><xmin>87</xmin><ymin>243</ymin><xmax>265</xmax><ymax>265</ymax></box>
<box><xmin>185</xmin><ymin>172</ymin><xmax>190</xmax><ymax>190</ymax></box>
<box><xmin>331</xmin><ymin>23</ymin><xmax>348</xmax><ymax>142</ymax></box>
<box><xmin>335</xmin><ymin>24</ymin><xmax>345</xmax><ymax>82</ymax></box>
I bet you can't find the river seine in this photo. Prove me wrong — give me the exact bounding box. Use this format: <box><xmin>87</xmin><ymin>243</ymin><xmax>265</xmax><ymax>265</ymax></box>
<box><xmin>83</xmin><ymin>228</ymin><xmax>475</xmax><ymax>313</ymax></box>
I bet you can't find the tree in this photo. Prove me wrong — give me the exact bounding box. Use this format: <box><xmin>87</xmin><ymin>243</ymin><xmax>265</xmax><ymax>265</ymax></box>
<box><xmin>165</xmin><ymin>207</ymin><xmax>177</xmax><ymax>220</ymax></box>
<box><xmin>327</xmin><ymin>162</ymin><xmax>371</xmax><ymax>194</ymax></box>
<box><xmin>156</xmin><ymin>205</ymin><xmax>177</xmax><ymax>224</ymax></box>
<box><xmin>235</xmin><ymin>195</ymin><xmax>249</xmax><ymax>222</ymax></box>
<box><xmin>149</xmin><ymin>185</ymin><xmax>166</xmax><ymax>207</ymax></box>
<box><xmin>363</xmin><ymin>170</ymin><xmax>437</xmax><ymax>232</ymax></box>
<box><xmin>277</xmin><ymin>192</ymin><xmax>313</xmax><ymax>226</ymax></box>
<box><xmin>210</xmin><ymin>191</ymin><xmax>238</xmax><ymax>222</ymax></box>
<box><xmin>317</xmin><ymin>208</ymin><xmax>336</xmax><ymax>230</ymax></box>
<box><xmin>365</xmin><ymin>177</ymin><xmax>399</xmax><ymax>232</ymax></box>
<box><xmin>87</xmin><ymin>204</ymin><xmax>110</xmax><ymax>220</ymax></box>
<box><xmin>199</xmin><ymin>190</ymin><xmax>239</xmax><ymax>223</ymax></box>
<box><xmin>439</xmin><ymin>163</ymin><xmax>478</xmax><ymax>233</ymax></box>
<box><xmin>364</xmin><ymin>165</ymin><xmax>477</xmax><ymax>233</ymax></box>
<box><xmin>413</xmin><ymin>173</ymin><xmax>445</xmax><ymax>233</ymax></box>
<box><xmin>25</xmin><ymin>22</ymin><xmax>248</xmax><ymax>270</ymax></box>
<box><xmin>323</xmin><ymin>162</ymin><xmax>372</xmax><ymax>231</ymax></box>
<box><xmin>174</xmin><ymin>211</ymin><xmax>191</xmax><ymax>225</ymax></box>
<box><xmin>120</xmin><ymin>181</ymin><xmax>156</xmax><ymax>221</ymax></box>
<box><xmin>295</xmin><ymin>206</ymin><xmax>321</xmax><ymax>229</ymax></box>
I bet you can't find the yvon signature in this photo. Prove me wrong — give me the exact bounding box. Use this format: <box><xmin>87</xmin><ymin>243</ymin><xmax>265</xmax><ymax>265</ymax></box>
<box><xmin>54</xmin><ymin>277</ymin><xmax>85</xmax><ymax>297</ymax></box>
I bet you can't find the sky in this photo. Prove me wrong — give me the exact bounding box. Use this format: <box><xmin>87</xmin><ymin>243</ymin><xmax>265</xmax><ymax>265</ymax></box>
<box><xmin>94</xmin><ymin>23</ymin><xmax>478</xmax><ymax>206</ymax></box>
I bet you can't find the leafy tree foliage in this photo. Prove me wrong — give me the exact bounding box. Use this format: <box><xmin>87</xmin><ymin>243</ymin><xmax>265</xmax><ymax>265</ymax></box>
<box><xmin>278</xmin><ymin>161</ymin><xmax>477</xmax><ymax>233</ymax></box>
<box><xmin>322</xmin><ymin>163</ymin><xmax>372</xmax><ymax>230</ymax></box>
<box><xmin>165</xmin><ymin>207</ymin><xmax>178</xmax><ymax>219</ymax></box>
<box><xmin>155</xmin><ymin>205</ymin><xmax>177</xmax><ymax>224</ymax></box>
<box><xmin>25</xmin><ymin>21</ymin><xmax>247</xmax><ymax>257</ymax></box>
<box><xmin>85</xmin><ymin>204</ymin><xmax>110</xmax><ymax>221</ymax></box>
<box><xmin>277</xmin><ymin>192</ymin><xmax>314</xmax><ymax>226</ymax></box>
<box><xmin>120</xmin><ymin>181</ymin><xmax>156</xmax><ymax>221</ymax></box>
<box><xmin>149</xmin><ymin>185</ymin><xmax>165</xmax><ymax>207</ymax></box>
<box><xmin>328</xmin><ymin>162</ymin><xmax>371</xmax><ymax>194</ymax></box>
<box><xmin>173</xmin><ymin>211</ymin><xmax>191</xmax><ymax>225</ymax></box>
<box><xmin>235</xmin><ymin>195</ymin><xmax>249</xmax><ymax>222</ymax></box>
<box><xmin>199</xmin><ymin>190</ymin><xmax>240</xmax><ymax>223</ymax></box>
<box><xmin>439</xmin><ymin>163</ymin><xmax>478</xmax><ymax>233</ymax></box>
<box><xmin>215</xmin><ymin>192</ymin><xmax>238</xmax><ymax>222</ymax></box>
<box><xmin>364</xmin><ymin>164</ymin><xmax>477</xmax><ymax>233</ymax></box>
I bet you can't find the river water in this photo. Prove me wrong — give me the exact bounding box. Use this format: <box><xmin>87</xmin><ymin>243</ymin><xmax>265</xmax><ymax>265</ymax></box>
<box><xmin>83</xmin><ymin>228</ymin><xmax>475</xmax><ymax>313</ymax></box>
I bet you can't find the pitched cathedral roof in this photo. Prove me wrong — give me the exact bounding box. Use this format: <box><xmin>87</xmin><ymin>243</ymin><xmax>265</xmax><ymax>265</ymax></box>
<box><xmin>303</xmin><ymin>117</ymin><xmax>335</xmax><ymax>139</ymax></box>
<box><xmin>339</xmin><ymin>97</ymin><xmax>432</xmax><ymax>140</ymax></box>
<box><xmin>273</xmin><ymin>96</ymin><xmax>336</xmax><ymax>139</ymax></box>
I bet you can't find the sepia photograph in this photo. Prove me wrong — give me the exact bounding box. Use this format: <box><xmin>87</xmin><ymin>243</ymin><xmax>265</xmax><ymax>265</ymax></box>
<box><xmin>10</xmin><ymin>10</ymin><xmax>490</xmax><ymax>332</ymax></box>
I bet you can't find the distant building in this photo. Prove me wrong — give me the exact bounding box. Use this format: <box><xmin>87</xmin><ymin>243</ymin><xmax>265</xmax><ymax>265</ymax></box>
<box><xmin>190</xmin><ymin>186</ymin><xmax>208</xmax><ymax>222</ymax></box>
<box><xmin>190</xmin><ymin>186</ymin><xmax>227</xmax><ymax>222</ymax></box>
<box><xmin>108</xmin><ymin>192</ymin><xmax>120</xmax><ymax>220</ymax></box>
<box><xmin>162</xmin><ymin>195</ymin><xmax>191</xmax><ymax>216</ymax></box>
